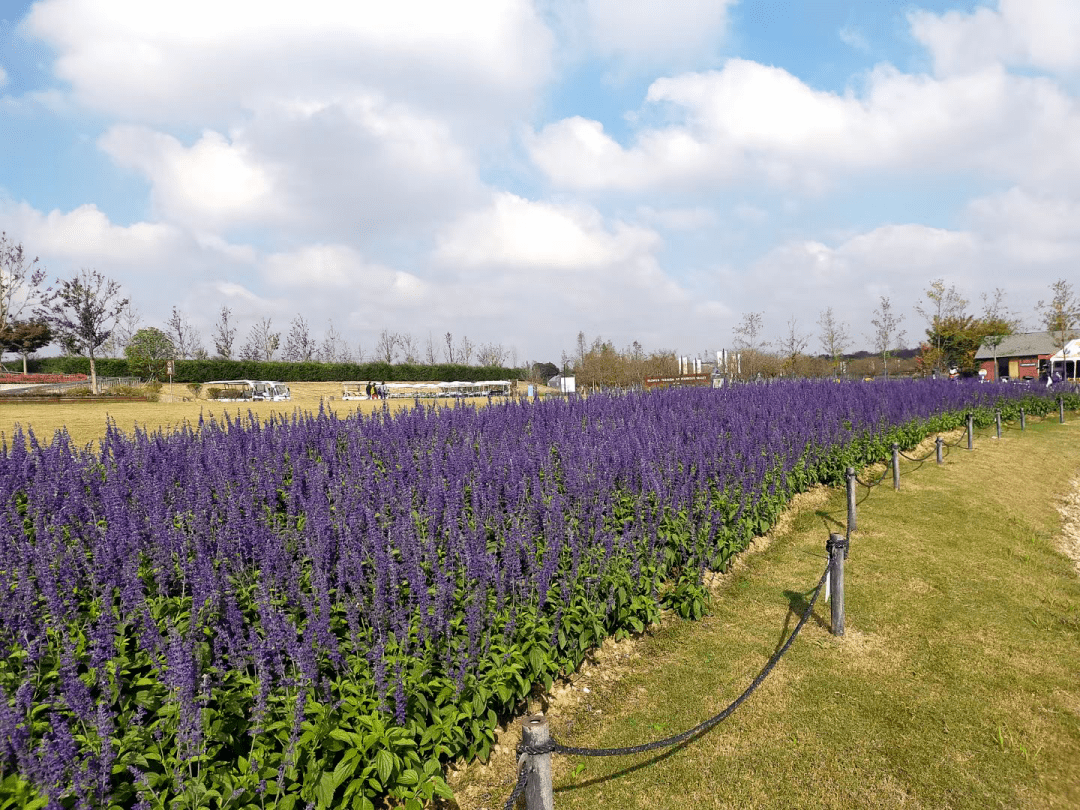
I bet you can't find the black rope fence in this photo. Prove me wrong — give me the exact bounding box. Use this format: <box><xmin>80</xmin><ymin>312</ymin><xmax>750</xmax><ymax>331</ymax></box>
<box><xmin>898</xmin><ymin>447</ymin><xmax>935</xmax><ymax>463</ymax></box>
<box><xmin>504</xmin><ymin>564</ymin><xmax>830</xmax><ymax>808</ymax></box>
<box><xmin>854</xmin><ymin>465</ymin><xmax>889</xmax><ymax>489</ymax></box>
<box><xmin>502</xmin><ymin>399</ymin><xmax>1076</xmax><ymax>809</ymax></box>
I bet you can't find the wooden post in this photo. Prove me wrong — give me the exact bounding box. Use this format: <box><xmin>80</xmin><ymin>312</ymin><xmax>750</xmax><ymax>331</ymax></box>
<box><xmin>891</xmin><ymin>443</ymin><xmax>900</xmax><ymax>490</ymax></box>
<box><xmin>967</xmin><ymin>413</ymin><xmax>974</xmax><ymax>450</ymax></box>
<box><xmin>995</xmin><ymin>409</ymin><xmax>1001</xmax><ymax>439</ymax></box>
<box><xmin>845</xmin><ymin>467</ymin><xmax>856</xmax><ymax>534</ymax></box>
<box><xmin>827</xmin><ymin>533</ymin><xmax>846</xmax><ymax>637</ymax></box>
<box><xmin>1020</xmin><ymin>407</ymin><xmax>1026</xmax><ymax>431</ymax></box>
<box><xmin>935</xmin><ymin>436</ymin><xmax>943</xmax><ymax>464</ymax></box>
<box><xmin>521</xmin><ymin>715</ymin><xmax>554</xmax><ymax>810</ymax></box>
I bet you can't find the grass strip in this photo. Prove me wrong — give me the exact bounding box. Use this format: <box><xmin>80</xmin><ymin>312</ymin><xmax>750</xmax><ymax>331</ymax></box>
<box><xmin>451</xmin><ymin>416</ymin><xmax>1080</xmax><ymax>809</ymax></box>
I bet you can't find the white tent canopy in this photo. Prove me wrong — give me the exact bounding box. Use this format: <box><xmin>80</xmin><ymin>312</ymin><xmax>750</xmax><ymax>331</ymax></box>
<box><xmin>1049</xmin><ymin>338</ymin><xmax>1080</xmax><ymax>380</ymax></box>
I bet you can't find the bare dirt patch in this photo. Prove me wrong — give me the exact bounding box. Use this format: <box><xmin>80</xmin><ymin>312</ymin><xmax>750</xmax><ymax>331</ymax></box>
<box><xmin>1056</xmin><ymin>476</ymin><xmax>1080</xmax><ymax>577</ymax></box>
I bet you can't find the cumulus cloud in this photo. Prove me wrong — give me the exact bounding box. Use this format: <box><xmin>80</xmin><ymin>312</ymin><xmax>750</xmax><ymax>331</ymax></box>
<box><xmin>98</xmin><ymin>126</ymin><xmax>280</xmax><ymax>233</ymax></box>
<box><xmin>435</xmin><ymin>192</ymin><xmax>660</xmax><ymax>270</ymax></box>
<box><xmin>580</xmin><ymin>0</ymin><xmax>735</xmax><ymax>65</ymax></box>
<box><xmin>263</xmin><ymin>244</ymin><xmax>428</xmax><ymax>305</ymax></box>
<box><xmin>528</xmin><ymin>58</ymin><xmax>1080</xmax><ymax>193</ymax></box>
<box><xmin>910</xmin><ymin>0</ymin><xmax>1080</xmax><ymax>77</ymax></box>
<box><xmin>0</xmin><ymin>199</ymin><xmax>182</xmax><ymax>265</ymax></box>
<box><xmin>21</xmin><ymin>0</ymin><xmax>553</xmax><ymax>130</ymax></box>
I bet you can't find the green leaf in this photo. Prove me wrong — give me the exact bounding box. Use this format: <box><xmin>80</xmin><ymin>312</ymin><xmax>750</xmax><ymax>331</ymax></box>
<box><xmin>316</xmin><ymin>771</ymin><xmax>336</xmax><ymax>809</ymax></box>
<box><xmin>332</xmin><ymin>750</ymin><xmax>361</xmax><ymax>789</ymax></box>
<box><xmin>375</xmin><ymin>749</ymin><xmax>394</xmax><ymax>786</ymax></box>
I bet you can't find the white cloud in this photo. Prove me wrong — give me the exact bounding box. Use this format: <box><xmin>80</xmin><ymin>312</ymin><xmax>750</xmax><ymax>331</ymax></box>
<box><xmin>581</xmin><ymin>0</ymin><xmax>735</xmax><ymax>64</ymax></box>
<box><xmin>21</xmin><ymin>0</ymin><xmax>553</xmax><ymax>130</ymax></box>
<box><xmin>528</xmin><ymin>58</ymin><xmax>1080</xmax><ymax>193</ymax></box>
<box><xmin>635</xmin><ymin>205</ymin><xmax>717</xmax><ymax>231</ymax></box>
<box><xmin>436</xmin><ymin>192</ymin><xmax>660</xmax><ymax>269</ymax></box>
<box><xmin>263</xmin><ymin>244</ymin><xmax>428</xmax><ymax>304</ymax></box>
<box><xmin>965</xmin><ymin>186</ymin><xmax>1080</xmax><ymax>266</ymax></box>
<box><xmin>98</xmin><ymin>126</ymin><xmax>280</xmax><ymax>232</ymax></box>
<box><xmin>0</xmin><ymin>199</ymin><xmax>182</xmax><ymax>265</ymax></box>
<box><xmin>910</xmin><ymin>0</ymin><xmax>1080</xmax><ymax>77</ymax></box>
<box><xmin>0</xmin><ymin>66</ymin><xmax>7</xmax><ymax>87</ymax></box>
<box><xmin>838</xmin><ymin>26</ymin><xmax>870</xmax><ymax>53</ymax></box>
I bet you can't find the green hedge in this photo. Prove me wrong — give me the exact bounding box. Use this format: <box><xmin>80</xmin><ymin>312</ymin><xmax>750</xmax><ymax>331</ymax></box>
<box><xmin>29</xmin><ymin>357</ymin><xmax>523</xmax><ymax>384</ymax></box>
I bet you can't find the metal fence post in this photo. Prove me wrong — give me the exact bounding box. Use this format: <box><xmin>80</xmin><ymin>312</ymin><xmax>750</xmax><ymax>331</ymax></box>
<box><xmin>827</xmin><ymin>533</ymin><xmax>846</xmax><ymax>637</ymax></box>
<box><xmin>995</xmin><ymin>409</ymin><xmax>1002</xmax><ymax>439</ymax></box>
<box><xmin>967</xmin><ymin>412</ymin><xmax>974</xmax><ymax>450</ymax></box>
<box><xmin>935</xmin><ymin>436</ymin><xmax>943</xmax><ymax>464</ymax></box>
<box><xmin>1061</xmin><ymin>396</ymin><xmax>1066</xmax><ymax>424</ymax></box>
<box><xmin>1020</xmin><ymin>407</ymin><xmax>1026</xmax><ymax>431</ymax></box>
<box><xmin>845</xmin><ymin>467</ymin><xmax>856</xmax><ymax>534</ymax></box>
<box><xmin>522</xmin><ymin>715</ymin><xmax>554</xmax><ymax>810</ymax></box>
<box><xmin>891</xmin><ymin>443</ymin><xmax>900</xmax><ymax>490</ymax></box>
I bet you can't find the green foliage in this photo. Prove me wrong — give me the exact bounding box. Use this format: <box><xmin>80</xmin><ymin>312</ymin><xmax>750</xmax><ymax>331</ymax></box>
<box><xmin>30</xmin><ymin>356</ymin><xmax>523</xmax><ymax>384</ymax></box>
<box><xmin>124</xmin><ymin>327</ymin><xmax>175</xmax><ymax>380</ymax></box>
<box><xmin>3</xmin><ymin>391</ymin><xmax>1074</xmax><ymax>809</ymax></box>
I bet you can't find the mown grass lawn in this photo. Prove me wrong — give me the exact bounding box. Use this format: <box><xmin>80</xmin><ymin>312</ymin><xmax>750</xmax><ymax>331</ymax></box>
<box><xmin>453</xmin><ymin>416</ymin><xmax>1080</xmax><ymax>810</ymax></box>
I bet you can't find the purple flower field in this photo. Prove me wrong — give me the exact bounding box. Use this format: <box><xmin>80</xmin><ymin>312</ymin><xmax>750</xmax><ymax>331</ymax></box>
<box><xmin>0</xmin><ymin>379</ymin><xmax>1073</xmax><ymax>808</ymax></box>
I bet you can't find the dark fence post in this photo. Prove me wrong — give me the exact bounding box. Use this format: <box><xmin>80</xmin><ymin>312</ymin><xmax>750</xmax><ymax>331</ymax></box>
<box><xmin>1020</xmin><ymin>407</ymin><xmax>1026</xmax><ymax>431</ymax></box>
<box><xmin>521</xmin><ymin>715</ymin><xmax>554</xmax><ymax>810</ymax></box>
<box><xmin>1061</xmin><ymin>396</ymin><xmax>1066</xmax><ymax>424</ymax></box>
<box><xmin>967</xmin><ymin>412</ymin><xmax>974</xmax><ymax>450</ymax></box>
<box><xmin>935</xmin><ymin>436</ymin><xmax>943</xmax><ymax>464</ymax></box>
<box><xmin>891</xmin><ymin>443</ymin><xmax>900</xmax><ymax>490</ymax></box>
<box><xmin>845</xmin><ymin>467</ymin><xmax>856</xmax><ymax>534</ymax></box>
<box><xmin>827</xmin><ymin>533</ymin><xmax>846</xmax><ymax>637</ymax></box>
<box><xmin>995</xmin><ymin>409</ymin><xmax>1002</xmax><ymax>439</ymax></box>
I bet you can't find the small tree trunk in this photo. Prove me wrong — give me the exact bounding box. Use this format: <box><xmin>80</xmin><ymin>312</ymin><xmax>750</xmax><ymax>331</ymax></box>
<box><xmin>90</xmin><ymin>354</ymin><xmax>98</xmax><ymax>394</ymax></box>
<box><xmin>21</xmin><ymin>352</ymin><xmax>28</xmax><ymax>375</ymax></box>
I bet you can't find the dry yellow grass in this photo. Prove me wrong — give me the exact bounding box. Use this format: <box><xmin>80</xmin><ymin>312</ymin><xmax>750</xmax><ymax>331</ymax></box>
<box><xmin>0</xmin><ymin>381</ymin><xmax>520</xmax><ymax>449</ymax></box>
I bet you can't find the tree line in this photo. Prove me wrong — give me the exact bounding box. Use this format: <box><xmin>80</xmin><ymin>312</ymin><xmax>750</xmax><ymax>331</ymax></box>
<box><xmin>3</xmin><ymin>232</ymin><xmax>1079</xmax><ymax>391</ymax></box>
<box><xmin>0</xmin><ymin>233</ymin><xmax>522</xmax><ymax>390</ymax></box>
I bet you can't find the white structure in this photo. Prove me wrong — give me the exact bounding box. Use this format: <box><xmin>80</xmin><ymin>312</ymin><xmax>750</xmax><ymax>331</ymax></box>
<box><xmin>205</xmin><ymin>380</ymin><xmax>291</xmax><ymax>401</ymax></box>
<box><xmin>343</xmin><ymin>380</ymin><xmax>512</xmax><ymax>400</ymax></box>
<box><xmin>1049</xmin><ymin>338</ymin><xmax>1080</xmax><ymax>380</ymax></box>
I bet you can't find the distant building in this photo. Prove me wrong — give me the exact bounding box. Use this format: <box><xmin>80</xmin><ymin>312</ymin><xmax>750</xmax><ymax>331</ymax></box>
<box><xmin>974</xmin><ymin>332</ymin><xmax>1059</xmax><ymax>381</ymax></box>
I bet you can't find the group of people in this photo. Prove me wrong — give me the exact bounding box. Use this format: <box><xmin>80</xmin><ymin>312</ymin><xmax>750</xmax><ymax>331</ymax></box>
<box><xmin>365</xmin><ymin>381</ymin><xmax>389</xmax><ymax>400</ymax></box>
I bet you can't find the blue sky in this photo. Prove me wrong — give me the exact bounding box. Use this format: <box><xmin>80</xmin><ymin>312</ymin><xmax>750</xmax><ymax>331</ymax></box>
<box><xmin>2</xmin><ymin>0</ymin><xmax>1078</xmax><ymax>365</ymax></box>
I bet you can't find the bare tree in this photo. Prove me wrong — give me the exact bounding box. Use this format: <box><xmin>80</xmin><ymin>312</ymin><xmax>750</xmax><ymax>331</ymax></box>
<box><xmin>424</xmin><ymin>331</ymin><xmax>439</xmax><ymax>365</ymax></box>
<box><xmin>399</xmin><ymin>332</ymin><xmax>420</xmax><ymax>364</ymax></box>
<box><xmin>915</xmin><ymin>279</ymin><xmax>968</xmax><ymax>375</ymax></box>
<box><xmin>476</xmin><ymin>341</ymin><xmax>508</xmax><ymax>367</ymax></box>
<box><xmin>868</xmin><ymin>296</ymin><xmax>906</xmax><ymax>378</ymax></box>
<box><xmin>443</xmin><ymin>331</ymin><xmax>456</xmax><ymax>364</ymax></box>
<box><xmin>282</xmin><ymin>314</ymin><xmax>316</xmax><ymax>362</ymax></box>
<box><xmin>375</xmin><ymin>328</ymin><xmax>399</xmax><ymax>364</ymax></box>
<box><xmin>457</xmin><ymin>335</ymin><xmax>475</xmax><ymax>365</ymax></box>
<box><xmin>1038</xmin><ymin>278</ymin><xmax>1080</xmax><ymax>368</ymax></box>
<box><xmin>979</xmin><ymin>288</ymin><xmax>1019</xmax><ymax>377</ymax></box>
<box><xmin>0</xmin><ymin>232</ymin><xmax>48</xmax><ymax>338</ymax></box>
<box><xmin>319</xmin><ymin>319</ymin><xmax>347</xmax><ymax>364</ymax></box>
<box><xmin>732</xmin><ymin>311</ymin><xmax>765</xmax><ymax>379</ymax></box>
<box><xmin>101</xmin><ymin>301</ymin><xmax>142</xmax><ymax>358</ymax></box>
<box><xmin>166</xmin><ymin>306</ymin><xmax>205</xmax><ymax>359</ymax></box>
<box><xmin>240</xmin><ymin>317</ymin><xmax>280</xmax><ymax>362</ymax></box>
<box><xmin>213</xmin><ymin>306</ymin><xmax>237</xmax><ymax>360</ymax></box>
<box><xmin>817</xmin><ymin>307</ymin><xmax>851</xmax><ymax>376</ymax></box>
<box><xmin>775</xmin><ymin>316</ymin><xmax>810</xmax><ymax>377</ymax></box>
<box><xmin>37</xmin><ymin>268</ymin><xmax>128</xmax><ymax>393</ymax></box>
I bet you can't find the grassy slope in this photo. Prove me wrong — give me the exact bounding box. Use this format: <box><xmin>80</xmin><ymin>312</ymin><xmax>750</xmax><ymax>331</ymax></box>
<box><xmin>454</xmin><ymin>417</ymin><xmax>1080</xmax><ymax>810</ymax></box>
